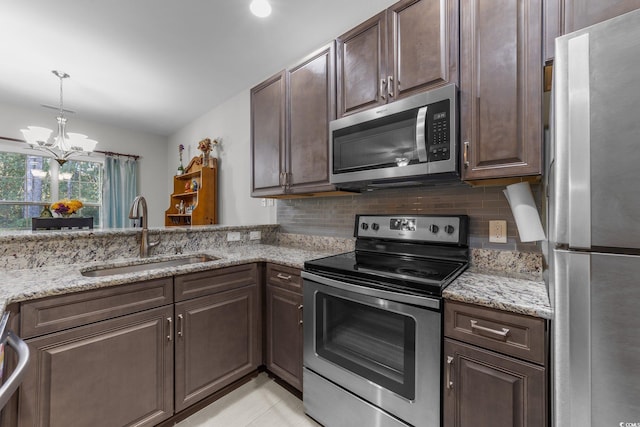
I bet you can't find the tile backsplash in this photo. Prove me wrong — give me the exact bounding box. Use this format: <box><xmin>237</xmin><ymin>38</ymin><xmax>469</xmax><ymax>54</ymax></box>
<box><xmin>277</xmin><ymin>182</ymin><xmax>543</xmax><ymax>253</ymax></box>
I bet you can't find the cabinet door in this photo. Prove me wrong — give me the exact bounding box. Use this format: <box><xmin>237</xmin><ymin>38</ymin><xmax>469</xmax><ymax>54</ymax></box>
<box><xmin>18</xmin><ymin>306</ymin><xmax>174</xmax><ymax>427</ymax></box>
<box><xmin>251</xmin><ymin>70</ymin><xmax>286</xmax><ymax>197</ymax></box>
<box><xmin>443</xmin><ymin>339</ymin><xmax>546</xmax><ymax>427</ymax></box>
<box><xmin>460</xmin><ymin>0</ymin><xmax>542</xmax><ymax>180</ymax></box>
<box><xmin>266</xmin><ymin>284</ymin><xmax>303</xmax><ymax>391</ymax></box>
<box><xmin>336</xmin><ymin>12</ymin><xmax>388</xmax><ymax>117</ymax></box>
<box><xmin>388</xmin><ymin>0</ymin><xmax>458</xmax><ymax>100</ymax></box>
<box><xmin>174</xmin><ymin>285</ymin><xmax>260</xmax><ymax>412</ymax></box>
<box><xmin>564</xmin><ymin>0</ymin><xmax>640</xmax><ymax>33</ymax></box>
<box><xmin>286</xmin><ymin>43</ymin><xmax>336</xmax><ymax>194</ymax></box>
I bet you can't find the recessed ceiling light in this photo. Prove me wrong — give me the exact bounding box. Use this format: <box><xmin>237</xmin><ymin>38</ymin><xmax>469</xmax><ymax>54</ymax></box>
<box><xmin>250</xmin><ymin>0</ymin><xmax>272</xmax><ymax>18</ymax></box>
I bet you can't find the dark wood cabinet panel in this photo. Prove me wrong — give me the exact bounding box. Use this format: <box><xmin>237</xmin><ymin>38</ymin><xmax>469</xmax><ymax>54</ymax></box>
<box><xmin>337</xmin><ymin>0</ymin><xmax>457</xmax><ymax>118</ymax></box>
<box><xmin>19</xmin><ymin>306</ymin><xmax>174</xmax><ymax>427</ymax></box>
<box><xmin>336</xmin><ymin>12</ymin><xmax>387</xmax><ymax>117</ymax></box>
<box><xmin>564</xmin><ymin>0</ymin><xmax>640</xmax><ymax>33</ymax></box>
<box><xmin>251</xmin><ymin>70</ymin><xmax>286</xmax><ymax>197</ymax></box>
<box><xmin>174</xmin><ymin>284</ymin><xmax>260</xmax><ymax>411</ymax></box>
<box><xmin>287</xmin><ymin>43</ymin><xmax>336</xmax><ymax>194</ymax></box>
<box><xmin>443</xmin><ymin>339</ymin><xmax>546</xmax><ymax>427</ymax></box>
<box><xmin>389</xmin><ymin>0</ymin><xmax>458</xmax><ymax>100</ymax></box>
<box><xmin>175</xmin><ymin>263</ymin><xmax>258</xmax><ymax>302</ymax></box>
<box><xmin>545</xmin><ymin>0</ymin><xmax>640</xmax><ymax>61</ymax></box>
<box><xmin>266</xmin><ymin>284</ymin><xmax>303</xmax><ymax>391</ymax></box>
<box><xmin>20</xmin><ymin>277</ymin><xmax>173</xmax><ymax>338</ymax></box>
<box><xmin>265</xmin><ymin>263</ymin><xmax>302</xmax><ymax>293</ymax></box>
<box><xmin>460</xmin><ymin>0</ymin><xmax>542</xmax><ymax>180</ymax></box>
<box><xmin>251</xmin><ymin>43</ymin><xmax>337</xmax><ymax>197</ymax></box>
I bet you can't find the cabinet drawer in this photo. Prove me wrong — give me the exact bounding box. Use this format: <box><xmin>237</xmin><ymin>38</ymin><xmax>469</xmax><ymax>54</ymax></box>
<box><xmin>444</xmin><ymin>301</ymin><xmax>546</xmax><ymax>365</ymax></box>
<box><xmin>20</xmin><ymin>277</ymin><xmax>173</xmax><ymax>339</ymax></box>
<box><xmin>266</xmin><ymin>264</ymin><xmax>301</xmax><ymax>293</ymax></box>
<box><xmin>175</xmin><ymin>264</ymin><xmax>258</xmax><ymax>301</ymax></box>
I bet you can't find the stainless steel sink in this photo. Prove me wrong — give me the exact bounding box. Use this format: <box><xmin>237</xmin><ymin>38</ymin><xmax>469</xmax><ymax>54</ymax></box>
<box><xmin>81</xmin><ymin>255</ymin><xmax>219</xmax><ymax>277</ymax></box>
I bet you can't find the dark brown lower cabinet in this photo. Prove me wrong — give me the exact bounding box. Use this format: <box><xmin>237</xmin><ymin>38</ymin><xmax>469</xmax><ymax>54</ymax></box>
<box><xmin>18</xmin><ymin>305</ymin><xmax>174</xmax><ymax>427</ymax></box>
<box><xmin>266</xmin><ymin>284</ymin><xmax>303</xmax><ymax>391</ymax></box>
<box><xmin>265</xmin><ymin>264</ymin><xmax>303</xmax><ymax>391</ymax></box>
<box><xmin>174</xmin><ymin>284</ymin><xmax>260</xmax><ymax>411</ymax></box>
<box><xmin>443</xmin><ymin>338</ymin><xmax>546</xmax><ymax>427</ymax></box>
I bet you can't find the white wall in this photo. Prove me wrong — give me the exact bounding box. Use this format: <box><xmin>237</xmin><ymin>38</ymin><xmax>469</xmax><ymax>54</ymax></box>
<box><xmin>0</xmin><ymin>102</ymin><xmax>169</xmax><ymax>227</ymax></box>
<box><xmin>168</xmin><ymin>90</ymin><xmax>276</xmax><ymax>225</ymax></box>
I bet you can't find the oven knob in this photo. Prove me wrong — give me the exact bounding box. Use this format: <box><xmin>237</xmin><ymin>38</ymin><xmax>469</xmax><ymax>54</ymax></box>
<box><xmin>372</xmin><ymin>223</ymin><xmax>379</xmax><ymax>231</ymax></box>
<box><xmin>361</xmin><ymin>223</ymin><xmax>369</xmax><ymax>230</ymax></box>
<box><xmin>444</xmin><ymin>225</ymin><xmax>455</xmax><ymax>234</ymax></box>
<box><xmin>429</xmin><ymin>224</ymin><xmax>439</xmax><ymax>233</ymax></box>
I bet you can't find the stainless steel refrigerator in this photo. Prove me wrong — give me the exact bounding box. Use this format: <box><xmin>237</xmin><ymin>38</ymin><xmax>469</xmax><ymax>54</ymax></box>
<box><xmin>548</xmin><ymin>8</ymin><xmax>640</xmax><ymax>427</ymax></box>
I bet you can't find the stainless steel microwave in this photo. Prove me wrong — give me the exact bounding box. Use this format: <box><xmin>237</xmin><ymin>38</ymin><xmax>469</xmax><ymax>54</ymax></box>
<box><xmin>330</xmin><ymin>84</ymin><xmax>458</xmax><ymax>190</ymax></box>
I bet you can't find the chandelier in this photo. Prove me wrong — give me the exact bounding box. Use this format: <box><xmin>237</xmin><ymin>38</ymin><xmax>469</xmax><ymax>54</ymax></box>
<box><xmin>20</xmin><ymin>70</ymin><xmax>98</xmax><ymax>166</ymax></box>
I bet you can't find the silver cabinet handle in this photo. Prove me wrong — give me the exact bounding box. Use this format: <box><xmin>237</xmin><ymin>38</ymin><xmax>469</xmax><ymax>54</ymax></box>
<box><xmin>387</xmin><ymin>75</ymin><xmax>394</xmax><ymax>98</ymax></box>
<box><xmin>446</xmin><ymin>356</ymin><xmax>454</xmax><ymax>389</ymax></box>
<box><xmin>277</xmin><ymin>273</ymin><xmax>292</xmax><ymax>280</ymax></box>
<box><xmin>298</xmin><ymin>304</ymin><xmax>303</xmax><ymax>325</ymax></box>
<box><xmin>380</xmin><ymin>78</ymin><xmax>387</xmax><ymax>100</ymax></box>
<box><xmin>0</xmin><ymin>331</ymin><xmax>30</xmax><ymax>409</ymax></box>
<box><xmin>470</xmin><ymin>320</ymin><xmax>510</xmax><ymax>341</ymax></box>
<box><xmin>463</xmin><ymin>141</ymin><xmax>470</xmax><ymax>167</ymax></box>
<box><xmin>177</xmin><ymin>314</ymin><xmax>184</xmax><ymax>338</ymax></box>
<box><xmin>167</xmin><ymin>317</ymin><xmax>172</xmax><ymax>341</ymax></box>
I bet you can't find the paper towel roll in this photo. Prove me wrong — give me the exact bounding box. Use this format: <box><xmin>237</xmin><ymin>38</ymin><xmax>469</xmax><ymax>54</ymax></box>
<box><xmin>503</xmin><ymin>182</ymin><xmax>546</xmax><ymax>242</ymax></box>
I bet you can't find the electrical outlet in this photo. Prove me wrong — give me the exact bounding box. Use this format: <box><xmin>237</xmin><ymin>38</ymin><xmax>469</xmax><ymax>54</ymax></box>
<box><xmin>260</xmin><ymin>198</ymin><xmax>267</xmax><ymax>207</ymax></box>
<box><xmin>249</xmin><ymin>231</ymin><xmax>261</xmax><ymax>240</ymax></box>
<box><xmin>227</xmin><ymin>232</ymin><xmax>241</xmax><ymax>242</ymax></box>
<box><xmin>489</xmin><ymin>220</ymin><xmax>507</xmax><ymax>243</ymax></box>
<box><xmin>267</xmin><ymin>199</ymin><xmax>275</xmax><ymax>207</ymax></box>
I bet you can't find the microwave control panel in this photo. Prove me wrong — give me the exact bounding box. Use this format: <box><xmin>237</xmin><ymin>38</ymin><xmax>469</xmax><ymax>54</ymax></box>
<box><xmin>427</xmin><ymin>99</ymin><xmax>451</xmax><ymax>162</ymax></box>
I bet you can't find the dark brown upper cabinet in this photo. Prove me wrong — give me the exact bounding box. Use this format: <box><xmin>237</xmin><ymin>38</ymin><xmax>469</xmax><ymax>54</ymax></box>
<box><xmin>251</xmin><ymin>43</ymin><xmax>336</xmax><ymax>197</ymax></box>
<box><xmin>336</xmin><ymin>0</ymin><xmax>459</xmax><ymax>118</ymax></box>
<box><xmin>544</xmin><ymin>0</ymin><xmax>640</xmax><ymax>62</ymax></box>
<box><xmin>460</xmin><ymin>0</ymin><xmax>543</xmax><ymax>181</ymax></box>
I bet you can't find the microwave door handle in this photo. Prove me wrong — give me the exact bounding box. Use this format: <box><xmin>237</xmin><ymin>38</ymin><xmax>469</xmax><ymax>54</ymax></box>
<box><xmin>415</xmin><ymin>106</ymin><xmax>429</xmax><ymax>162</ymax></box>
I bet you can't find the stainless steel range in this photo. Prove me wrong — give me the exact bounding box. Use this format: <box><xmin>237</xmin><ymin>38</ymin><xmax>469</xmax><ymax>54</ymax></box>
<box><xmin>302</xmin><ymin>214</ymin><xmax>469</xmax><ymax>427</ymax></box>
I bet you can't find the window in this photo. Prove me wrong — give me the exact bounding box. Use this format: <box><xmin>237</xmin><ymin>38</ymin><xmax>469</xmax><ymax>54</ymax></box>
<box><xmin>0</xmin><ymin>150</ymin><xmax>103</xmax><ymax>229</ymax></box>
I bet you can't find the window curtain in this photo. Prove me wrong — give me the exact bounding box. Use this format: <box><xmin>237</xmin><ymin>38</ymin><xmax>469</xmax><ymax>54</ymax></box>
<box><xmin>103</xmin><ymin>156</ymin><xmax>138</xmax><ymax>228</ymax></box>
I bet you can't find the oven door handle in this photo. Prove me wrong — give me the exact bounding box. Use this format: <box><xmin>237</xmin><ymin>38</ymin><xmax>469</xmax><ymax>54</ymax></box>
<box><xmin>301</xmin><ymin>271</ymin><xmax>441</xmax><ymax>310</ymax></box>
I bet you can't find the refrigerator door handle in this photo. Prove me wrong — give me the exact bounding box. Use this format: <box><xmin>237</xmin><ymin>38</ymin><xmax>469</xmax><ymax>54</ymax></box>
<box><xmin>567</xmin><ymin>34</ymin><xmax>591</xmax><ymax>249</ymax></box>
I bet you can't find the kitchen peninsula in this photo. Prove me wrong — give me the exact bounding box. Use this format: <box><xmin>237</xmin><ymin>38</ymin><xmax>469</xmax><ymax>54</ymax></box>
<box><xmin>1</xmin><ymin>226</ymin><xmax>550</xmax><ymax>426</ymax></box>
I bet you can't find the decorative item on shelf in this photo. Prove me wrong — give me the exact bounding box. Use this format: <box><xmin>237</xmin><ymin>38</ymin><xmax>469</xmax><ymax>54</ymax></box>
<box><xmin>185</xmin><ymin>181</ymin><xmax>191</xmax><ymax>192</ymax></box>
<box><xmin>20</xmin><ymin>71</ymin><xmax>98</xmax><ymax>166</ymax></box>
<box><xmin>191</xmin><ymin>179</ymin><xmax>198</xmax><ymax>192</ymax></box>
<box><xmin>50</xmin><ymin>199</ymin><xmax>83</xmax><ymax>217</ymax></box>
<box><xmin>39</xmin><ymin>205</ymin><xmax>53</xmax><ymax>217</ymax></box>
<box><xmin>197</xmin><ymin>137</ymin><xmax>220</xmax><ymax>168</ymax></box>
<box><xmin>177</xmin><ymin>144</ymin><xmax>185</xmax><ymax>175</ymax></box>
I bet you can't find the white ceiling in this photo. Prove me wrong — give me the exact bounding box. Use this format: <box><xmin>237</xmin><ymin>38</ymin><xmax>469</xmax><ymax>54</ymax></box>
<box><xmin>0</xmin><ymin>0</ymin><xmax>398</xmax><ymax>137</ymax></box>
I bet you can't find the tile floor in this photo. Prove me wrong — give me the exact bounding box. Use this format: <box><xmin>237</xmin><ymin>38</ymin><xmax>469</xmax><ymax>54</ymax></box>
<box><xmin>175</xmin><ymin>373</ymin><xmax>321</xmax><ymax>427</ymax></box>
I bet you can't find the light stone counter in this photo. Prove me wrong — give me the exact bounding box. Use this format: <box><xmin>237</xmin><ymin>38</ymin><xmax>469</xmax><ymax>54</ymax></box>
<box><xmin>0</xmin><ymin>244</ymin><xmax>341</xmax><ymax>315</ymax></box>
<box><xmin>444</xmin><ymin>269</ymin><xmax>552</xmax><ymax>319</ymax></box>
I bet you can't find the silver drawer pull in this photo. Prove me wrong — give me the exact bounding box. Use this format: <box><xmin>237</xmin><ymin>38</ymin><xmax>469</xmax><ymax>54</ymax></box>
<box><xmin>470</xmin><ymin>320</ymin><xmax>510</xmax><ymax>341</ymax></box>
<box><xmin>276</xmin><ymin>273</ymin><xmax>292</xmax><ymax>280</ymax></box>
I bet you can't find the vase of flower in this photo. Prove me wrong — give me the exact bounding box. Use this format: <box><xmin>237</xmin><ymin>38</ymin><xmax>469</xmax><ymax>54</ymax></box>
<box><xmin>177</xmin><ymin>144</ymin><xmax>185</xmax><ymax>175</ymax></box>
<box><xmin>198</xmin><ymin>138</ymin><xmax>219</xmax><ymax>168</ymax></box>
<box><xmin>51</xmin><ymin>199</ymin><xmax>83</xmax><ymax>217</ymax></box>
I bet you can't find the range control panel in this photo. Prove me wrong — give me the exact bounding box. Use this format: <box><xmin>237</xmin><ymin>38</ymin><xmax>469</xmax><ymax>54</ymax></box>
<box><xmin>356</xmin><ymin>214</ymin><xmax>468</xmax><ymax>245</ymax></box>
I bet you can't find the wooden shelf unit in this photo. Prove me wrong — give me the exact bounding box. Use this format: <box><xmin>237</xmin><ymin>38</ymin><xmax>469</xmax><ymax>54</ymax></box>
<box><xmin>165</xmin><ymin>157</ymin><xmax>218</xmax><ymax>226</ymax></box>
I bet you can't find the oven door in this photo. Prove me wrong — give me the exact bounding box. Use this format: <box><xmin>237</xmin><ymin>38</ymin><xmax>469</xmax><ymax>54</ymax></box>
<box><xmin>302</xmin><ymin>271</ymin><xmax>442</xmax><ymax>427</ymax></box>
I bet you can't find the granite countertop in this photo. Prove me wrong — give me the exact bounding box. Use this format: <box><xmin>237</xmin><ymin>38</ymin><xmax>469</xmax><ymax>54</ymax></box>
<box><xmin>1</xmin><ymin>243</ymin><xmax>552</xmax><ymax>321</ymax></box>
<box><xmin>0</xmin><ymin>244</ymin><xmax>336</xmax><ymax>315</ymax></box>
<box><xmin>444</xmin><ymin>268</ymin><xmax>552</xmax><ymax>320</ymax></box>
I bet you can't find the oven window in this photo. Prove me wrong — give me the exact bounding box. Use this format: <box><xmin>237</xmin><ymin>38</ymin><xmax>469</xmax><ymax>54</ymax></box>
<box><xmin>315</xmin><ymin>293</ymin><xmax>416</xmax><ymax>400</ymax></box>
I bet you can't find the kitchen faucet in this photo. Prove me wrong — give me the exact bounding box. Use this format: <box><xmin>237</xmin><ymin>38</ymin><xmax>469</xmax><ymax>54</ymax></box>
<box><xmin>128</xmin><ymin>196</ymin><xmax>159</xmax><ymax>257</ymax></box>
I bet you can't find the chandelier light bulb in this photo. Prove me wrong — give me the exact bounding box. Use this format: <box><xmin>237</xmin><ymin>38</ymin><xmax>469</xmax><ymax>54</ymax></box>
<box><xmin>250</xmin><ymin>0</ymin><xmax>272</xmax><ymax>18</ymax></box>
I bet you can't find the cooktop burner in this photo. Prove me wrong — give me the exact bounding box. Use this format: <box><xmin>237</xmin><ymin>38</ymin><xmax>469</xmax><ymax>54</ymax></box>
<box><xmin>304</xmin><ymin>214</ymin><xmax>470</xmax><ymax>297</ymax></box>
